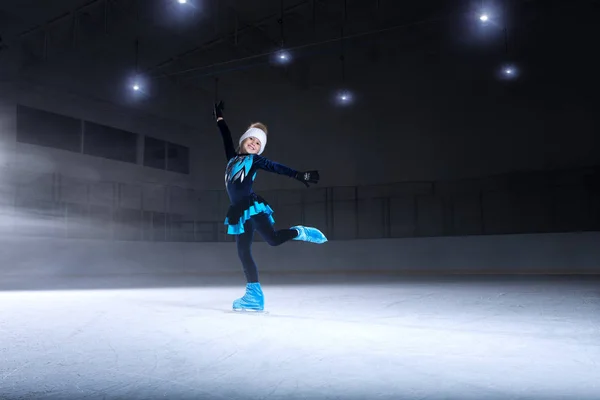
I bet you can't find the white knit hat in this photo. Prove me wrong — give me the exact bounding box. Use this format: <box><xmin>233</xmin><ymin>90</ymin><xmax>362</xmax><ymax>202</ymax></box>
<box><xmin>239</xmin><ymin>127</ymin><xmax>267</xmax><ymax>155</ymax></box>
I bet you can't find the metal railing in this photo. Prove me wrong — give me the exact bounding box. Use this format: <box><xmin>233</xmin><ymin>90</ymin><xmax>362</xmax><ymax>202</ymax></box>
<box><xmin>1</xmin><ymin>165</ymin><xmax>599</xmax><ymax>242</ymax></box>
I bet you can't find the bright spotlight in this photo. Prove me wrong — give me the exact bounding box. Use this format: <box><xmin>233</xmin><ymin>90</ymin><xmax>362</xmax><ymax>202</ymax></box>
<box><xmin>335</xmin><ymin>90</ymin><xmax>353</xmax><ymax>106</ymax></box>
<box><xmin>128</xmin><ymin>75</ymin><xmax>147</xmax><ymax>96</ymax></box>
<box><xmin>178</xmin><ymin>0</ymin><xmax>187</xmax><ymax>3</ymax></box>
<box><xmin>503</xmin><ymin>65</ymin><xmax>517</xmax><ymax>76</ymax></box>
<box><xmin>498</xmin><ymin>64</ymin><xmax>518</xmax><ymax>80</ymax></box>
<box><xmin>480</xmin><ymin>14</ymin><xmax>489</xmax><ymax>22</ymax></box>
<box><xmin>273</xmin><ymin>50</ymin><xmax>291</xmax><ymax>65</ymax></box>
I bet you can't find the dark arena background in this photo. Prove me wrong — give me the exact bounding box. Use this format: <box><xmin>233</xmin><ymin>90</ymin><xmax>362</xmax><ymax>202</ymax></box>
<box><xmin>1</xmin><ymin>1</ymin><xmax>599</xmax><ymax>399</ymax></box>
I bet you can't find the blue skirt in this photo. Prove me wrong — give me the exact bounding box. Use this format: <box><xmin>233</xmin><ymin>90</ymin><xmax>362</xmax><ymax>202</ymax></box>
<box><xmin>224</xmin><ymin>194</ymin><xmax>275</xmax><ymax>235</ymax></box>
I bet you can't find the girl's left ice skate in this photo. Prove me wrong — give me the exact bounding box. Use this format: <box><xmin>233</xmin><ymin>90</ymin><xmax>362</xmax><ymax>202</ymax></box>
<box><xmin>232</xmin><ymin>282</ymin><xmax>265</xmax><ymax>312</ymax></box>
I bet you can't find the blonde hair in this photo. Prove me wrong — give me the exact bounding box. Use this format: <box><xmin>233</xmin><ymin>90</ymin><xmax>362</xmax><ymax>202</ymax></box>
<box><xmin>237</xmin><ymin>122</ymin><xmax>268</xmax><ymax>154</ymax></box>
<box><xmin>249</xmin><ymin>122</ymin><xmax>268</xmax><ymax>135</ymax></box>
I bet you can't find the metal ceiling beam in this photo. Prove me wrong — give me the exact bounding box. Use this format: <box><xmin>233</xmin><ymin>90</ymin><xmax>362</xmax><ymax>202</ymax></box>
<box><xmin>18</xmin><ymin>0</ymin><xmax>131</xmax><ymax>68</ymax></box>
<box><xmin>145</xmin><ymin>0</ymin><xmax>313</xmax><ymax>75</ymax></box>
<box><xmin>17</xmin><ymin>0</ymin><xmax>203</xmax><ymax>69</ymax></box>
<box><xmin>227</xmin><ymin>3</ymin><xmax>281</xmax><ymax>49</ymax></box>
<box><xmin>19</xmin><ymin>0</ymin><xmax>104</xmax><ymax>37</ymax></box>
<box><xmin>210</xmin><ymin>1</ymin><xmax>311</xmax><ymax>89</ymax></box>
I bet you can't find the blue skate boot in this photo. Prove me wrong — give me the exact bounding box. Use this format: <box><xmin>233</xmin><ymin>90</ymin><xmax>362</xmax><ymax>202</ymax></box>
<box><xmin>233</xmin><ymin>282</ymin><xmax>265</xmax><ymax>312</ymax></box>
<box><xmin>291</xmin><ymin>225</ymin><xmax>328</xmax><ymax>244</ymax></box>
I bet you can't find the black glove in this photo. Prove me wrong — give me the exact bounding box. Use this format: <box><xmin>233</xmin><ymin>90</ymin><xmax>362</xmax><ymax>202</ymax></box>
<box><xmin>213</xmin><ymin>100</ymin><xmax>224</xmax><ymax>120</ymax></box>
<box><xmin>295</xmin><ymin>170</ymin><xmax>320</xmax><ymax>187</ymax></box>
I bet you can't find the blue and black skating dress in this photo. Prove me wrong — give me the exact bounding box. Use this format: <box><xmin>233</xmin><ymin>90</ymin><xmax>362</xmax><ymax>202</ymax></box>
<box><xmin>217</xmin><ymin>119</ymin><xmax>298</xmax><ymax>235</ymax></box>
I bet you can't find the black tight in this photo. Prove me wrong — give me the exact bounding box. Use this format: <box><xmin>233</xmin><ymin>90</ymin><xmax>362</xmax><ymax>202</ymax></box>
<box><xmin>235</xmin><ymin>213</ymin><xmax>298</xmax><ymax>283</ymax></box>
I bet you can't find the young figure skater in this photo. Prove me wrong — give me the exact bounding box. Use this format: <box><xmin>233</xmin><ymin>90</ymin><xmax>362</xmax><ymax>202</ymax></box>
<box><xmin>214</xmin><ymin>100</ymin><xmax>327</xmax><ymax>312</ymax></box>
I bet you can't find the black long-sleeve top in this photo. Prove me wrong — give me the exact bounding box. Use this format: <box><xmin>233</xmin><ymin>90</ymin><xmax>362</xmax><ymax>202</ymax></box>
<box><xmin>217</xmin><ymin>119</ymin><xmax>298</xmax><ymax>205</ymax></box>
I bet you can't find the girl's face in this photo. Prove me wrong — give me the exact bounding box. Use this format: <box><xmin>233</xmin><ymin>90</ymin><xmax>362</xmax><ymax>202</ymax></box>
<box><xmin>242</xmin><ymin>137</ymin><xmax>262</xmax><ymax>155</ymax></box>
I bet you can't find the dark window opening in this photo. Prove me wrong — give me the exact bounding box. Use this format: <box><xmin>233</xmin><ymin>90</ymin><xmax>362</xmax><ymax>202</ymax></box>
<box><xmin>144</xmin><ymin>136</ymin><xmax>189</xmax><ymax>174</ymax></box>
<box><xmin>144</xmin><ymin>137</ymin><xmax>166</xmax><ymax>170</ymax></box>
<box><xmin>83</xmin><ymin>121</ymin><xmax>137</xmax><ymax>163</ymax></box>
<box><xmin>17</xmin><ymin>105</ymin><xmax>81</xmax><ymax>152</ymax></box>
<box><xmin>167</xmin><ymin>142</ymin><xmax>190</xmax><ymax>174</ymax></box>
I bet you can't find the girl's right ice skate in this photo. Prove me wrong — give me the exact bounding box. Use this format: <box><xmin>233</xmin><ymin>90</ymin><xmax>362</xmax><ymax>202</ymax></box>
<box><xmin>291</xmin><ymin>225</ymin><xmax>328</xmax><ymax>244</ymax></box>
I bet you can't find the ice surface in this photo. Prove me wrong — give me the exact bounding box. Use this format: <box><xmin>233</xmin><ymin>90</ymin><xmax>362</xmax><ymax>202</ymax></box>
<box><xmin>1</xmin><ymin>274</ymin><xmax>599</xmax><ymax>399</ymax></box>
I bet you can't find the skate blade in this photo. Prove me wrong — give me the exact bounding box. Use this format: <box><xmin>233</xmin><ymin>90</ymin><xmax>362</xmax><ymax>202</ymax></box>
<box><xmin>229</xmin><ymin>309</ymin><xmax>268</xmax><ymax>314</ymax></box>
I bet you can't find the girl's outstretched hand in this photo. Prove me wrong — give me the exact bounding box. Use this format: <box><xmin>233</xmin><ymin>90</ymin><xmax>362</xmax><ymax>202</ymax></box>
<box><xmin>295</xmin><ymin>170</ymin><xmax>320</xmax><ymax>187</ymax></box>
<box><xmin>213</xmin><ymin>100</ymin><xmax>224</xmax><ymax>120</ymax></box>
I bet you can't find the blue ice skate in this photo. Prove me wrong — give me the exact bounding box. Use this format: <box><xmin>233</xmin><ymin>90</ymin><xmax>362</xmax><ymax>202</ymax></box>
<box><xmin>291</xmin><ymin>225</ymin><xmax>328</xmax><ymax>244</ymax></box>
<box><xmin>233</xmin><ymin>282</ymin><xmax>265</xmax><ymax>311</ymax></box>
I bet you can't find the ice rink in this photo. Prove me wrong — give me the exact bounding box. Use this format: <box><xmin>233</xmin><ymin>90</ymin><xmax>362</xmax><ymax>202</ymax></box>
<box><xmin>1</xmin><ymin>273</ymin><xmax>599</xmax><ymax>400</ymax></box>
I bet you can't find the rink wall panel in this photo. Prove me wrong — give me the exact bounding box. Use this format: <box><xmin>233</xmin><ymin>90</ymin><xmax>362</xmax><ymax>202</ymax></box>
<box><xmin>1</xmin><ymin>232</ymin><xmax>599</xmax><ymax>278</ymax></box>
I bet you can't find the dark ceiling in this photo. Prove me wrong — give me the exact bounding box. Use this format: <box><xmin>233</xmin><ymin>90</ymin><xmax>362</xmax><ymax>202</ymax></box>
<box><xmin>1</xmin><ymin>0</ymin><xmax>598</xmax><ymax>124</ymax></box>
<box><xmin>1</xmin><ymin>0</ymin><xmax>488</xmax><ymax>80</ymax></box>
